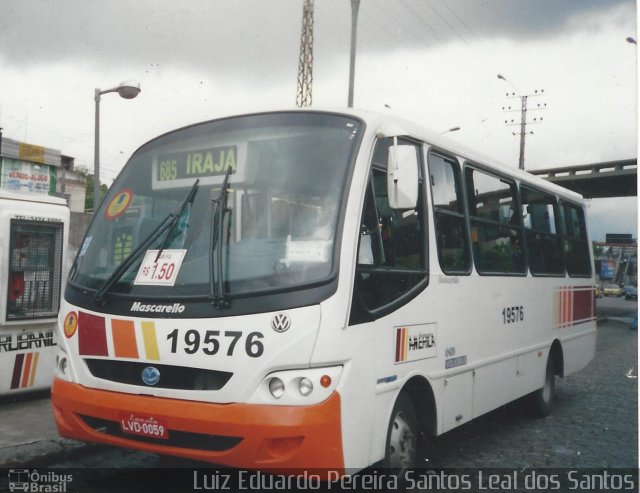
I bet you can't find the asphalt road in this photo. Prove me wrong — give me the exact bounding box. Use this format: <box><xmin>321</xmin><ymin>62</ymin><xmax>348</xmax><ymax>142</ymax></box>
<box><xmin>596</xmin><ymin>294</ymin><xmax>638</xmax><ymax>319</ymax></box>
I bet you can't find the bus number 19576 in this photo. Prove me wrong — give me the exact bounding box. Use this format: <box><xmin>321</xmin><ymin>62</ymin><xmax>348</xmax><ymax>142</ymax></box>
<box><xmin>166</xmin><ymin>329</ymin><xmax>265</xmax><ymax>358</ymax></box>
<box><xmin>502</xmin><ymin>306</ymin><xmax>524</xmax><ymax>324</ymax></box>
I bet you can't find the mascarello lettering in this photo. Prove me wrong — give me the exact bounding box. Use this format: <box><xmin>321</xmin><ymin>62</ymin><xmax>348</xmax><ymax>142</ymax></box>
<box><xmin>130</xmin><ymin>302</ymin><xmax>185</xmax><ymax>313</ymax></box>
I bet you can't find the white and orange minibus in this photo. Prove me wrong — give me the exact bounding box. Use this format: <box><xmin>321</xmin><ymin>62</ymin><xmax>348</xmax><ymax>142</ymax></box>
<box><xmin>52</xmin><ymin>109</ymin><xmax>596</xmax><ymax>473</ymax></box>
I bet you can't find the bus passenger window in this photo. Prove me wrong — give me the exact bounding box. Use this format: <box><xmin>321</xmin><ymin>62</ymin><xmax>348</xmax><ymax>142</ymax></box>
<box><xmin>465</xmin><ymin>167</ymin><xmax>525</xmax><ymax>275</ymax></box>
<box><xmin>428</xmin><ymin>153</ymin><xmax>470</xmax><ymax>273</ymax></box>
<box><xmin>521</xmin><ymin>187</ymin><xmax>563</xmax><ymax>275</ymax></box>
<box><xmin>562</xmin><ymin>203</ymin><xmax>591</xmax><ymax>277</ymax></box>
<box><xmin>352</xmin><ymin>138</ymin><xmax>427</xmax><ymax>316</ymax></box>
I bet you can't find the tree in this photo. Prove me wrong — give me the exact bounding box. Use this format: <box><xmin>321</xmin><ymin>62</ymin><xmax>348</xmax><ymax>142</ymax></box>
<box><xmin>76</xmin><ymin>168</ymin><xmax>108</xmax><ymax>211</ymax></box>
<box><xmin>592</xmin><ymin>243</ymin><xmax>604</xmax><ymax>258</ymax></box>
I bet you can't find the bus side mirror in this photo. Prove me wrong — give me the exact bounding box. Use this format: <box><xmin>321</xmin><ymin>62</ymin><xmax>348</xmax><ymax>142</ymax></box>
<box><xmin>387</xmin><ymin>141</ymin><xmax>418</xmax><ymax>209</ymax></box>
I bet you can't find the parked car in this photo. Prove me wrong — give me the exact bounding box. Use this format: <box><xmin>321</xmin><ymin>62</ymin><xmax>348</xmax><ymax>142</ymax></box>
<box><xmin>624</xmin><ymin>285</ymin><xmax>637</xmax><ymax>301</ymax></box>
<box><xmin>604</xmin><ymin>284</ymin><xmax>624</xmax><ymax>297</ymax></box>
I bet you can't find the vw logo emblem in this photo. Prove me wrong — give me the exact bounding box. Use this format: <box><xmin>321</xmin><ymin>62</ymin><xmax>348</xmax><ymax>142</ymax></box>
<box><xmin>271</xmin><ymin>313</ymin><xmax>291</xmax><ymax>333</ymax></box>
<box><xmin>141</xmin><ymin>366</ymin><xmax>161</xmax><ymax>386</ymax></box>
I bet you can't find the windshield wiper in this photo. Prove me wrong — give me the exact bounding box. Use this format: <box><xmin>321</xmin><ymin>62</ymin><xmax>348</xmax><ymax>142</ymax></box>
<box><xmin>93</xmin><ymin>179</ymin><xmax>200</xmax><ymax>306</ymax></box>
<box><xmin>210</xmin><ymin>168</ymin><xmax>232</xmax><ymax>309</ymax></box>
<box><xmin>155</xmin><ymin>178</ymin><xmax>199</xmax><ymax>262</ymax></box>
<box><xmin>93</xmin><ymin>216</ymin><xmax>173</xmax><ymax>305</ymax></box>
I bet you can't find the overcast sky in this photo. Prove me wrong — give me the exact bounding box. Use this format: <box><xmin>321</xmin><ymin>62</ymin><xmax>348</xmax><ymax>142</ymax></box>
<box><xmin>0</xmin><ymin>0</ymin><xmax>637</xmax><ymax>241</ymax></box>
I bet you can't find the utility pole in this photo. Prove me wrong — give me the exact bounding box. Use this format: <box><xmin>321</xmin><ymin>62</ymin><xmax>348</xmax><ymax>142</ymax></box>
<box><xmin>296</xmin><ymin>0</ymin><xmax>314</xmax><ymax>108</ymax></box>
<box><xmin>348</xmin><ymin>0</ymin><xmax>360</xmax><ymax>108</ymax></box>
<box><xmin>498</xmin><ymin>74</ymin><xmax>546</xmax><ymax>170</ymax></box>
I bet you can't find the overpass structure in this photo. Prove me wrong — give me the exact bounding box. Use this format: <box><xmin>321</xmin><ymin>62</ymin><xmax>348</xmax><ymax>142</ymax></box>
<box><xmin>528</xmin><ymin>158</ymin><xmax>637</xmax><ymax>198</ymax></box>
<box><xmin>529</xmin><ymin>158</ymin><xmax>638</xmax><ymax>287</ymax></box>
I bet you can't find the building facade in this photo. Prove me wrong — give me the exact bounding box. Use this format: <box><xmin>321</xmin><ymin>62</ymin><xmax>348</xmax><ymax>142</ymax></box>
<box><xmin>0</xmin><ymin>136</ymin><xmax>86</xmax><ymax>213</ymax></box>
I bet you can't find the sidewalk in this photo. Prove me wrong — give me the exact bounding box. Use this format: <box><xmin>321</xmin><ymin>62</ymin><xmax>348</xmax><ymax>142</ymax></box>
<box><xmin>0</xmin><ymin>391</ymin><xmax>91</xmax><ymax>468</ymax></box>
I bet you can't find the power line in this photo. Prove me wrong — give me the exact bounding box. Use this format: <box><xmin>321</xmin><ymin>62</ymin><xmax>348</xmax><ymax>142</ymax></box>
<box><xmin>435</xmin><ymin>0</ymin><xmax>484</xmax><ymax>44</ymax></box>
<box><xmin>396</xmin><ymin>0</ymin><xmax>446</xmax><ymax>46</ymax></box>
<box><xmin>422</xmin><ymin>0</ymin><xmax>471</xmax><ymax>46</ymax></box>
<box><xmin>360</xmin><ymin>9</ymin><xmax>418</xmax><ymax>52</ymax></box>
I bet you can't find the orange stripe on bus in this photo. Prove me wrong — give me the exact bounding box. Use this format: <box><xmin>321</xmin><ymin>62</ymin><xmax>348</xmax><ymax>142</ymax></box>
<box><xmin>21</xmin><ymin>352</ymin><xmax>33</xmax><ymax>388</ymax></box>
<box><xmin>112</xmin><ymin>319</ymin><xmax>139</xmax><ymax>359</ymax></box>
<box><xmin>28</xmin><ymin>352</ymin><xmax>40</xmax><ymax>387</ymax></box>
<box><xmin>402</xmin><ymin>328</ymin><xmax>408</xmax><ymax>361</ymax></box>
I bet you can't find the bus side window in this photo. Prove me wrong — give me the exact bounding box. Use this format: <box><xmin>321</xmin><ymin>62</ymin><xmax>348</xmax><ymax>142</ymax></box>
<box><xmin>351</xmin><ymin>138</ymin><xmax>427</xmax><ymax>319</ymax></box>
<box><xmin>520</xmin><ymin>186</ymin><xmax>563</xmax><ymax>275</ymax></box>
<box><xmin>465</xmin><ymin>166</ymin><xmax>525</xmax><ymax>275</ymax></box>
<box><xmin>561</xmin><ymin>202</ymin><xmax>591</xmax><ymax>277</ymax></box>
<box><xmin>428</xmin><ymin>152</ymin><xmax>470</xmax><ymax>273</ymax></box>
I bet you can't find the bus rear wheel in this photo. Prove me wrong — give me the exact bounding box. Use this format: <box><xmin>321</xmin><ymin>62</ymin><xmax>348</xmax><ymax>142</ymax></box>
<box><xmin>384</xmin><ymin>392</ymin><xmax>417</xmax><ymax>473</ymax></box>
<box><xmin>531</xmin><ymin>357</ymin><xmax>555</xmax><ymax>417</ymax></box>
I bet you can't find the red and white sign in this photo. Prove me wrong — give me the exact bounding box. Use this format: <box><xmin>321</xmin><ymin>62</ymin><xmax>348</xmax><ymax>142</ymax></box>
<box><xmin>134</xmin><ymin>249</ymin><xmax>186</xmax><ymax>286</ymax></box>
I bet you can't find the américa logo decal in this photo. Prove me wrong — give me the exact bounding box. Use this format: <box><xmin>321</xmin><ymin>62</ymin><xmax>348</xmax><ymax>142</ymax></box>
<box><xmin>105</xmin><ymin>189</ymin><xmax>133</xmax><ymax>220</ymax></box>
<box><xmin>63</xmin><ymin>311</ymin><xmax>78</xmax><ymax>338</ymax></box>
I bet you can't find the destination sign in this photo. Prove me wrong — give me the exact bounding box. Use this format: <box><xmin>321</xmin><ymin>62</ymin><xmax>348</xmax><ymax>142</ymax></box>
<box><xmin>152</xmin><ymin>143</ymin><xmax>246</xmax><ymax>190</ymax></box>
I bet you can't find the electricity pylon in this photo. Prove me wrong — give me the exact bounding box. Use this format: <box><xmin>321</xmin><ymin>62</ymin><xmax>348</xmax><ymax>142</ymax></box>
<box><xmin>296</xmin><ymin>0</ymin><xmax>314</xmax><ymax>107</ymax></box>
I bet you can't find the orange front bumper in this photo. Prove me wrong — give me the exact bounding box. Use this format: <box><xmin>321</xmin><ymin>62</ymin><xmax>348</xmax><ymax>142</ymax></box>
<box><xmin>51</xmin><ymin>379</ymin><xmax>344</xmax><ymax>473</ymax></box>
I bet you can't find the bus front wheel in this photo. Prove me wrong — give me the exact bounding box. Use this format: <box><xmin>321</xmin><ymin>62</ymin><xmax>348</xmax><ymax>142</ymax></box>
<box><xmin>531</xmin><ymin>357</ymin><xmax>555</xmax><ymax>417</ymax></box>
<box><xmin>384</xmin><ymin>392</ymin><xmax>417</xmax><ymax>472</ymax></box>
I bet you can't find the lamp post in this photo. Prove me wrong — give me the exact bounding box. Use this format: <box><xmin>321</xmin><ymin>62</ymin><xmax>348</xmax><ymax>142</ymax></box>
<box><xmin>497</xmin><ymin>73</ymin><xmax>520</xmax><ymax>94</ymax></box>
<box><xmin>441</xmin><ymin>126</ymin><xmax>461</xmax><ymax>134</ymax></box>
<box><xmin>348</xmin><ymin>0</ymin><xmax>360</xmax><ymax>108</ymax></box>
<box><xmin>94</xmin><ymin>80</ymin><xmax>141</xmax><ymax>212</ymax></box>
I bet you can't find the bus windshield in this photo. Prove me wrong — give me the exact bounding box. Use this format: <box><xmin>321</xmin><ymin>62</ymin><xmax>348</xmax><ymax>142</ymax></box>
<box><xmin>72</xmin><ymin>112</ymin><xmax>363</xmax><ymax>301</ymax></box>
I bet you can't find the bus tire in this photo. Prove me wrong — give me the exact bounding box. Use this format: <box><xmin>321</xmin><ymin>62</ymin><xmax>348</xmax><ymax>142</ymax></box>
<box><xmin>531</xmin><ymin>357</ymin><xmax>555</xmax><ymax>417</ymax></box>
<box><xmin>384</xmin><ymin>392</ymin><xmax>417</xmax><ymax>473</ymax></box>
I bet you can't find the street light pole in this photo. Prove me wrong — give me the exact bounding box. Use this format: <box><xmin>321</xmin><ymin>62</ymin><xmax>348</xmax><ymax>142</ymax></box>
<box><xmin>93</xmin><ymin>89</ymin><xmax>101</xmax><ymax>212</ymax></box>
<box><xmin>441</xmin><ymin>126</ymin><xmax>461</xmax><ymax>134</ymax></box>
<box><xmin>93</xmin><ymin>80</ymin><xmax>141</xmax><ymax>213</ymax></box>
<box><xmin>348</xmin><ymin>0</ymin><xmax>360</xmax><ymax>108</ymax></box>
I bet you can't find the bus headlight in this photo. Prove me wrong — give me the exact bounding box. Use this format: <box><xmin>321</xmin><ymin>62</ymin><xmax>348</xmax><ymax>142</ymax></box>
<box><xmin>298</xmin><ymin>377</ymin><xmax>313</xmax><ymax>396</ymax></box>
<box><xmin>55</xmin><ymin>349</ymin><xmax>72</xmax><ymax>382</ymax></box>
<box><xmin>249</xmin><ymin>366</ymin><xmax>343</xmax><ymax>406</ymax></box>
<box><xmin>268</xmin><ymin>377</ymin><xmax>285</xmax><ymax>399</ymax></box>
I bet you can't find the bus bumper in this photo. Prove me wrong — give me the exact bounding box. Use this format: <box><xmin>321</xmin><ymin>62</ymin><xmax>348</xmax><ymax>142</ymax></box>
<box><xmin>51</xmin><ymin>378</ymin><xmax>344</xmax><ymax>473</ymax></box>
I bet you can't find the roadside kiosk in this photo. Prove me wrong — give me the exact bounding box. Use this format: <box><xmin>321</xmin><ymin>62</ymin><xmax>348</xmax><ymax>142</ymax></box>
<box><xmin>0</xmin><ymin>190</ymin><xmax>69</xmax><ymax>395</ymax></box>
